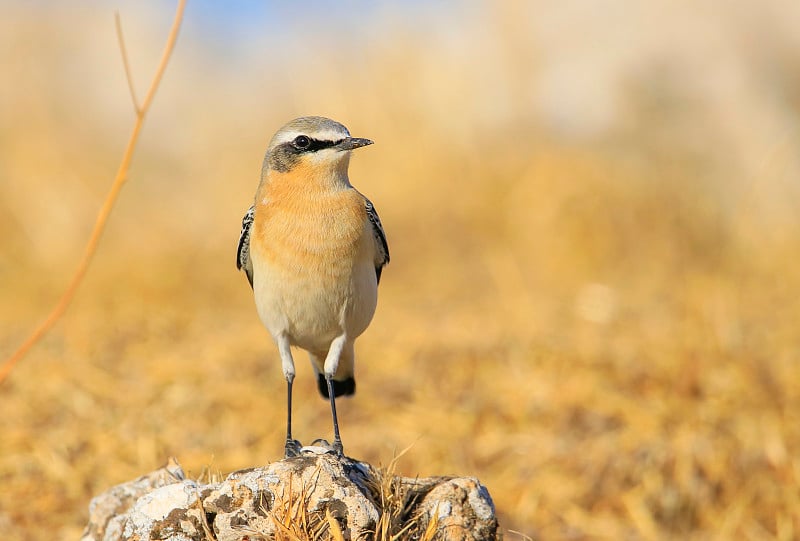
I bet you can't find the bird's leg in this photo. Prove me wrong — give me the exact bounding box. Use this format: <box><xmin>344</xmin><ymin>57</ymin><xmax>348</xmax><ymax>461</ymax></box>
<box><xmin>325</xmin><ymin>376</ymin><xmax>343</xmax><ymax>455</ymax></box>
<box><xmin>323</xmin><ymin>334</ymin><xmax>348</xmax><ymax>456</ymax></box>
<box><xmin>277</xmin><ymin>334</ymin><xmax>301</xmax><ymax>457</ymax></box>
<box><xmin>285</xmin><ymin>374</ymin><xmax>301</xmax><ymax>457</ymax></box>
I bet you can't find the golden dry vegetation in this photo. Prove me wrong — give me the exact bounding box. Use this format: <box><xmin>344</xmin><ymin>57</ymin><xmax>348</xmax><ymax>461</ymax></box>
<box><xmin>2</xmin><ymin>2</ymin><xmax>800</xmax><ymax>540</ymax></box>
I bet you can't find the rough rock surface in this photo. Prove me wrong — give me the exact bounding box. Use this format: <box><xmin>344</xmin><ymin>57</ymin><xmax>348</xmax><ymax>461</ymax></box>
<box><xmin>81</xmin><ymin>447</ymin><xmax>498</xmax><ymax>541</ymax></box>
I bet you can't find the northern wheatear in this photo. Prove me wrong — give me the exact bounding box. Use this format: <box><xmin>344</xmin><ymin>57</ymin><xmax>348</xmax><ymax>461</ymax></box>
<box><xmin>237</xmin><ymin>116</ymin><xmax>389</xmax><ymax>457</ymax></box>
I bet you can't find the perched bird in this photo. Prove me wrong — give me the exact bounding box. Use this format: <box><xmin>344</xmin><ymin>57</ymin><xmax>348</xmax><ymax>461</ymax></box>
<box><xmin>237</xmin><ymin>116</ymin><xmax>389</xmax><ymax>457</ymax></box>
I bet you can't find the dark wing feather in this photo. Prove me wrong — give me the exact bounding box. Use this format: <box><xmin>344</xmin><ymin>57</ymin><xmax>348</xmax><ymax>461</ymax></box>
<box><xmin>237</xmin><ymin>205</ymin><xmax>255</xmax><ymax>288</ymax></box>
<box><xmin>364</xmin><ymin>197</ymin><xmax>389</xmax><ymax>284</ymax></box>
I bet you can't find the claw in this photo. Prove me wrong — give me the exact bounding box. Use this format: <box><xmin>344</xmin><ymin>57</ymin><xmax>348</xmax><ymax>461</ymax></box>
<box><xmin>306</xmin><ymin>438</ymin><xmax>344</xmax><ymax>457</ymax></box>
<box><xmin>284</xmin><ymin>439</ymin><xmax>303</xmax><ymax>458</ymax></box>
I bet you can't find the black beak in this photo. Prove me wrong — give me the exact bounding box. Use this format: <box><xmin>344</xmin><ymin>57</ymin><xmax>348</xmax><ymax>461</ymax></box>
<box><xmin>336</xmin><ymin>137</ymin><xmax>373</xmax><ymax>151</ymax></box>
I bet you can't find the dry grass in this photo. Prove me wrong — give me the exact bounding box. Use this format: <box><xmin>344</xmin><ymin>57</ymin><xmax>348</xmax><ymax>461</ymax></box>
<box><xmin>226</xmin><ymin>454</ymin><xmax>435</xmax><ymax>541</ymax></box>
<box><xmin>2</xmin><ymin>2</ymin><xmax>800</xmax><ymax>540</ymax></box>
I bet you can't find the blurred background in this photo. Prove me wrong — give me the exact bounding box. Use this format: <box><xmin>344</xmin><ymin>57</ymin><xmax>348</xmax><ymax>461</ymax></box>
<box><xmin>2</xmin><ymin>1</ymin><xmax>799</xmax><ymax>539</ymax></box>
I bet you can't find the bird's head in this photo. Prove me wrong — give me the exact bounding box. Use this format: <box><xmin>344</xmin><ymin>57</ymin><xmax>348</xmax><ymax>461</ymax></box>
<box><xmin>261</xmin><ymin>117</ymin><xmax>372</xmax><ymax>185</ymax></box>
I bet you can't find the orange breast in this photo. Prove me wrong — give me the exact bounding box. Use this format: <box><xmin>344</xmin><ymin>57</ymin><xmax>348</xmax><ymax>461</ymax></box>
<box><xmin>252</xmin><ymin>176</ymin><xmax>367</xmax><ymax>283</ymax></box>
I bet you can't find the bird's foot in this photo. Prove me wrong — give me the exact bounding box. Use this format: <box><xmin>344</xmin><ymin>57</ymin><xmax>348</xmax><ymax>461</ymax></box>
<box><xmin>284</xmin><ymin>438</ymin><xmax>303</xmax><ymax>458</ymax></box>
<box><xmin>309</xmin><ymin>438</ymin><xmax>344</xmax><ymax>457</ymax></box>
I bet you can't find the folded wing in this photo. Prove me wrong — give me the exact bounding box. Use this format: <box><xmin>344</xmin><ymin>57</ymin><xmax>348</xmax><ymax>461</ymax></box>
<box><xmin>237</xmin><ymin>205</ymin><xmax>255</xmax><ymax>288</ymax></box>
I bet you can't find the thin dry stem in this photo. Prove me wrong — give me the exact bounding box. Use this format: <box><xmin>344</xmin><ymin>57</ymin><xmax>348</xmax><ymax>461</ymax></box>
<box><xmin>0</xmin><ymin>0</ymin><xmax>186</xmax><ymax>386</ymax></box>
<box><xmin>420</xmin><ymin>502</ymin><xmax>440</xmax><ymax>541</ymax></box>
<box><xmin>115</xmin><ymin>11</ymin><xmax>140</xmax><ymax>112</ymax></box>
<box><xmin>325</xmin><ymin>508</ymin><xmax>345</xmax><ymax>541</ymax></box>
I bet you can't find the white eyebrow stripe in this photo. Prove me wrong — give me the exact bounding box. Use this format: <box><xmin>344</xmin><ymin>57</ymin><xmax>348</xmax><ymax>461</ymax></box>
<box><xmin>273</xmin><ymin>129</ymin><xmax>350</xmax><ymax>146</ymax></box>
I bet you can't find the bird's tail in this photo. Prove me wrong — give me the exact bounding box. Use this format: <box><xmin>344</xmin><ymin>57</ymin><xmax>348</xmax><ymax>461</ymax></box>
<box><xmin>317</xmin><ymin>374</ymin><xmax>356</xmax><ymax>398</ymax></box>
<box><xmin>309</xmin><ymin>348</ymin><xmax>356</xmax><ymax>398</ymax></box>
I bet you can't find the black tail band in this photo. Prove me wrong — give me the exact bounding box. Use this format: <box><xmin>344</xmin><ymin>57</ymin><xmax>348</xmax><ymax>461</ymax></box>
<box><xmin>317</xmin><ymin>375</ymin><xmax>356</xmax><ymax>398</ymax></box>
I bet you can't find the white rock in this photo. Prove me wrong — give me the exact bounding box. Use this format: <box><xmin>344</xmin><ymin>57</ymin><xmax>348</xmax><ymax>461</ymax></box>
<box><xmin>81</xmin><ymin>451</ymin><xmax>498</xmax><ymax>541</ymax></box>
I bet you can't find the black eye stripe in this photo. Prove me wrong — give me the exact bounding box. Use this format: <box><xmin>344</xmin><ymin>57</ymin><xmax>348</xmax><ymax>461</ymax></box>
<box><xmin>290</xmin><ymin>137</ymin><xmax>344</xmax><ymax>152</ymax></box>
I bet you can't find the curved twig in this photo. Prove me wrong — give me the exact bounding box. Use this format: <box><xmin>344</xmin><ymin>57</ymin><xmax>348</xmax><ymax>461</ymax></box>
<box><xmin>0</xmin><ymin>0</ymin><xmax>187</xmax><ymax>385</ymax></box>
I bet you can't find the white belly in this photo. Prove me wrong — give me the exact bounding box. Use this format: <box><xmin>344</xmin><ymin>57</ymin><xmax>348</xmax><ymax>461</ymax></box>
<box><xmin>252</xmin><ymin>255</ymin><xmax>378</xmax><ymax>353</ymax></box>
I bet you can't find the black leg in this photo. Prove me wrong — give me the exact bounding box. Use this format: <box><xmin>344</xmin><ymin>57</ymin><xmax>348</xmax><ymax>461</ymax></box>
<box><xmin>326</xmin><ymin>376</ymin><xmax>344</xmax><ymax>455</ymax></box>
<box><xmin>284</xmin><ymin>375</ymin><xmax>301</xmax><ymax>457</ymax></box>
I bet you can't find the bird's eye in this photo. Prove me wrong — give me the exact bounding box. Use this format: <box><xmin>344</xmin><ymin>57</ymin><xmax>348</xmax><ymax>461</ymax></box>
<box><xmin>293</xmin><ymin>135</ymin><xmax>311</xmax><ymax>149</ymax></box>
